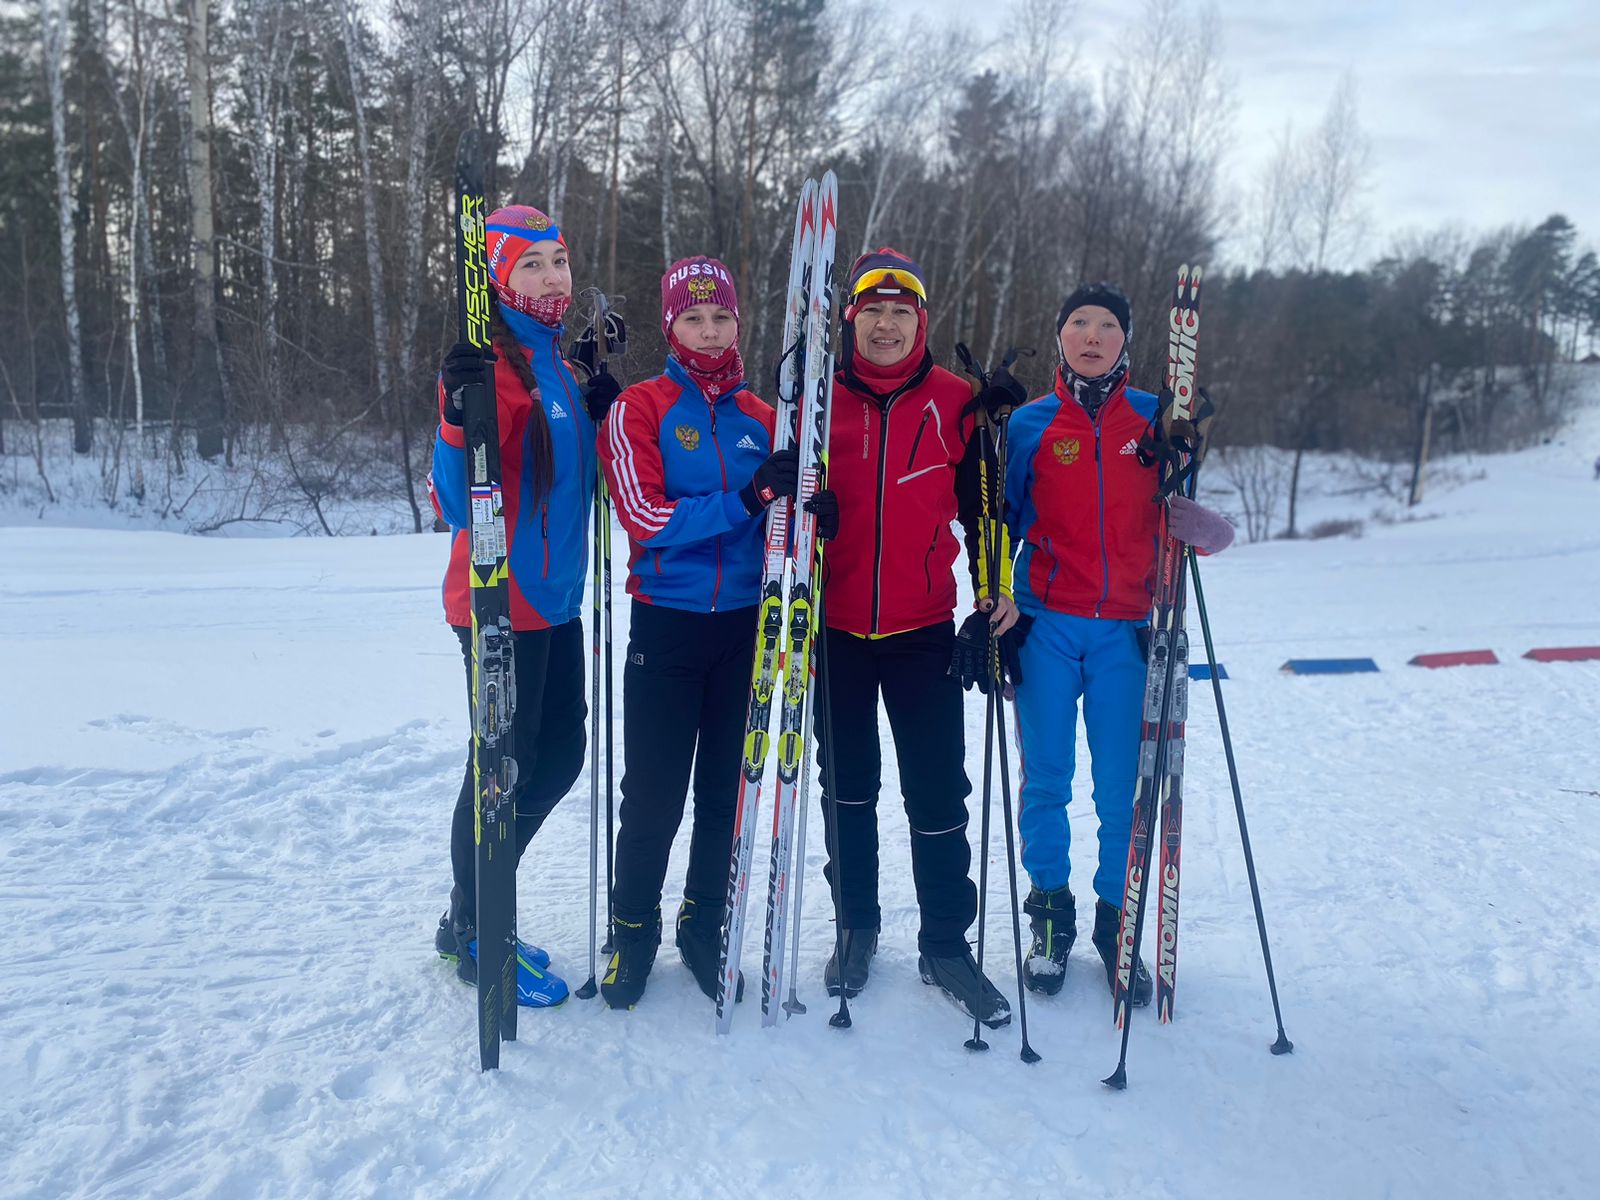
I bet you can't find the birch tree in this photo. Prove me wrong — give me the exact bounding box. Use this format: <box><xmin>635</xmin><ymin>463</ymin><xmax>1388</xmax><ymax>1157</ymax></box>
<box><xmin>39</xmin><ymin>0</ymin><xmax>90</xmax><ymax>453</ymax></box>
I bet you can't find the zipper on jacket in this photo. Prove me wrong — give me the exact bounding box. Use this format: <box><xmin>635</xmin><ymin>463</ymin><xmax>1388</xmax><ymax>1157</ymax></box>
<box><xmin>709</xmin><ymin>400</ymin><xmax>727</xmax><ymax>611</ymax></box>
<box><xmin>871</xmin><ymin>405</ymin><xmax>890</xmax><ymax>634</ymax></box>
<box><xmin>542</xmin><ymin>502</ymin><xmax>551</xmax><ymax>577</ymax></box>
<box><xmin>1094</xmin><ymin>418</ymin><xmax>1110</xmax><ymax>618</ymax></box>
<box><xmin>923</xmin><ymin>526</ymin><xmax>939</xmax><ymax>594</ymax></box>
<box><xmin>905</xmin><ymin>409</ymin><xmax>932</xmax><ymax>471</ymax></box>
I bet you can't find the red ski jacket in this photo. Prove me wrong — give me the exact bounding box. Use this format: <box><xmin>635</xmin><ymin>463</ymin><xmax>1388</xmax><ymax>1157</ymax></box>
<box><xmin>823</xmin><ymin>360</ymin><xmax>1000</xmax><ymax>637</ymax></box>
<box><xmin>1003</xmin><ymin>372</ymin><xmax>1162</xmax><ymax>621</ymax></box>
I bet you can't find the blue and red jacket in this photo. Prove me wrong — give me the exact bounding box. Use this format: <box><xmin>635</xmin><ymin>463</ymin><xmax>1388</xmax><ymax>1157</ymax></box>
<box><xmin>428</xmin><ymin>309</ymin><xmax>595</xmax><ymax>630</ymax></box>
<box><xmin>1004</xmin><ymin>373</ymin><xmax>1161</xmax><ymax>621</ymax></box>
<box><xmin>599</xmin><ymin>358</ymin><xmax>776</xmax><ymax>613</ymax></box>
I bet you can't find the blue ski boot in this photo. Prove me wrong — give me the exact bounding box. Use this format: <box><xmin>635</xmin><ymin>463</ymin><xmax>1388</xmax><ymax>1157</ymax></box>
<box><xmin>435</xmin><ymin>903</ymin><xmax>566</xmax><ymax>1007</ymax></box>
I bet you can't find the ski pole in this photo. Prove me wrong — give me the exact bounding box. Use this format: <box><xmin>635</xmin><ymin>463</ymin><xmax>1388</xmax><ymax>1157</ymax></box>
<box><xmin>783</xmin><ymin>738</ymin><xmax>812</xmax><ymax>1017</ymax></box>
<box><xmin>575</xmin><ymin>484</ymin><xmax>604</xmax><ymax>1001</ymax></box>
<box><xmin>1187</xmin><ymin>547</ymin><xmax>1293</xmax><ymax>1057</ymax></box>
<box><xmin>814</xmin><ymin>590</ymin><xmax>852</xmax><ymax>1030</ymax></box>
<box><xmin>985</xmin><ymin>414</ymin><xmax>1039</xmax><ymax>1064</ymax></box>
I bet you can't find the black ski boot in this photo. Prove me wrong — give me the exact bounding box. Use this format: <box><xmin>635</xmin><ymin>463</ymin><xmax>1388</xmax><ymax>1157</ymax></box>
<box><xmin>1092</xmin><ymin>898</ymin><xmax>1152</xmax><ymax>1006</ymax></box>
<box><xmin>434</xmin><ymin>884</ymin><xmax>478</xmax><ymax>985</ymax></box>
<box><xmin>601</xmin><ymin>909</ymin><xmax>661</xmax><ymax>1010</ymax></box>
<box><xmin>1022</xmin><ymin>886</ymin><xmax>1075</xmax><ymax>995</ymax></box>
<box><xmin>823</xmin><ymin>928</ymin><xmax>878</xmax><ymax>999</ymax></box>
<box><xmin>675</xmin><ymin>898</ymin><xmax>743</xmax><ymax>1003</ymax></box>
<box><xmin>918</xmin><ymin>949</ymin><xmax>1012</xmax><ymax>1028</ymax></box>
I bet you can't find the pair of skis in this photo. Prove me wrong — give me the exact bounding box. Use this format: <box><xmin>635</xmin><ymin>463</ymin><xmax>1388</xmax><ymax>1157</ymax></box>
<box><xmin>453</xmin><ymin>130</ymin><xmax>519</xmax><ymax>1071</ymax></box>
<box><xmin>1106</xmin><ymin>263</ymin><xmax>1213</xmax><ymax>1087</ymax></box>
<box><xmin>715</xmin><ymin>172</ymin><xmax>839</xmax><ymax>1034</ymax></box>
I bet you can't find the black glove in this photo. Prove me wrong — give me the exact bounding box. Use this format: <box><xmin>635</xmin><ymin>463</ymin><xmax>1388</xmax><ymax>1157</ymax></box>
<box><xmin>738</xmin><ymin>447</ymin><xmax>799</xmax><ymax>514</ymax></box>
<box><xmin>570</xmin><ymin>311</ymin><xmax>629</xmax><ymax>379</ymax></box>
<box><xmin>581</xmin><ymin>366</ymin><xmax>622</xmax><ymax>424</ymax></box>
<box><xmin>1001</xmin><ymin>612</ymin><xmax>1033</xmax><ymax>694</ymax></box>
<box><xmin>971</xmin><ymin>364</ymin><xmax>1028</xmax><ymax>423</ymax></box>
<box><xmin>803</xmin><ymin>488</ymin><xmax>839</xmax><ymax>540</ymax></box>
<box><xmin>949</xmin><ymin>609</ymin><xmax>1026</xmax><ymax>695</ymax></box>
<box><xmin>440</xmin><ymin>341</ymin><xmax>497</xmax><ymax>427</ymax></box>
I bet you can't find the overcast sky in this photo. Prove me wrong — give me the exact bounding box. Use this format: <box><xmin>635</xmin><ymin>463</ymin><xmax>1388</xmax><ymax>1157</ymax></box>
<box><xmin>925</xmin><ymin>0</ymin><xmax>1599</xmax><ymax>264</ymax></box>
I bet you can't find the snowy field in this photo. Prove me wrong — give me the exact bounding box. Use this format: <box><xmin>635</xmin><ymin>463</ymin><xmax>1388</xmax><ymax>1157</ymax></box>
<box><xmin>3</xmin><ymin>388</ymin><xmax>1599</xmax><ymax>1199</ymax></box>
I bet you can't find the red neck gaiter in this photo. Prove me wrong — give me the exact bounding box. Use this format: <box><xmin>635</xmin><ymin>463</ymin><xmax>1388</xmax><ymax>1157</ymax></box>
<box><xmin>669</xmin><ymin>333</ymin><xmax>745</xmax><ymax>402</ymax></box>
<box><xmin>490</xmin><ymin>278</ymin><xmax>572</xmax><ymax>327</ymax></box>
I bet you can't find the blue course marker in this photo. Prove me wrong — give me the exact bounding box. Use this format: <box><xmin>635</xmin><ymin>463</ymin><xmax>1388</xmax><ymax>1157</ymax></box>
<box><xmin>1190</xmin><ymin>663</ymin><xmax>1229</xmax><ymax>681</ymax></box>
<box><xmin>1280</xmin><ymin>658</ymin><xmax>1380</xmax><ymax>675</ymax></box>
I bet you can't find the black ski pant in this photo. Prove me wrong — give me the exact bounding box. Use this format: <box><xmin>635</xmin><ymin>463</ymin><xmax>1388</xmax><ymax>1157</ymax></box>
<box><xmin>816</xmin><ymin>621</ymin><xmax>977</xmax><ymax>957</ymax></box>
<box><xmin>610</xmin><ymin>601</ymin><xmax>757</xmax><ymax>922</ymax></box>
<box><xmin>449</xmin><ymin>619</ymin><xmax>586</xmax><ymax>926</ymax></box>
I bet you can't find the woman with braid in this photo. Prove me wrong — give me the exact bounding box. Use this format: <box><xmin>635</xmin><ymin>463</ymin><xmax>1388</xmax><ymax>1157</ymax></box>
<box><xmin>427</xmin><ymin>204</ymin><xmax>621</xmax><ymax>1010</ymax></box>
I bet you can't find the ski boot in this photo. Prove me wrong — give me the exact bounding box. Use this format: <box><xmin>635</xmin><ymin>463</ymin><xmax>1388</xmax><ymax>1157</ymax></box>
<box><xmin>436</xmin><ymin>916</ymin><xmax>567</xmax><ymax>1008</ymax></box>
<box><xmin>435</xmin><ymin>908</ymin><xmax>550</xmax><ymax>971</ymax></box>
<box><xmin>1092</xmin><ymin>898</ymin><xmax>1153</xmax><ymax>1007</ymax></box>
<box><xmin>1021</xmin><ymin>885</ymin><xmax>1075</xmax><ymax>995</ymax></box>
<box><xmin>823</xmin><ymin>928</ymin><xmax>878</xmax><ymax>999</ymax></box>
<box><xmin>675</xmin><ymin>898</ymin><xmax>743</xmax><ymax>1003</ymax></box>
<box><xmin>918</xmin><ymin>948</ymin><xmax>1012</xmax><ymax>1029</ymax></box>
<box><xmin>601</xmin><ymin>909</ymin><xmax>662</xmax><ymax>1010</ymax></box>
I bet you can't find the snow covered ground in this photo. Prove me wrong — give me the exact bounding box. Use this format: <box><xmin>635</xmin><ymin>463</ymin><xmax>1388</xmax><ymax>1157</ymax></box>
<box><xmin>2</xmin><ymin>385</ymin><xmax>1598</xmax><ymax>1199</ymax></box>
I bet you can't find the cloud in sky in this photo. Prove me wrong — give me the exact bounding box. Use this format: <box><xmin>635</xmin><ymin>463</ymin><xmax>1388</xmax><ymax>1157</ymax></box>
<box><xmin>920</xmin><ymin>0</ymin><xmax>1600</xmax><ymax>262</ymax></box>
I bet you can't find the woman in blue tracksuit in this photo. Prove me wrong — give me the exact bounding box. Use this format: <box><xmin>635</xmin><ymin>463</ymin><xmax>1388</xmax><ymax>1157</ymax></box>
<box><xmin>429</xmin><ymin>204</ymin><xmax>615</xmax><ymax>1009</ymax></box>
<box><xmin>594</xmin><ymin>256</ymin><xmax>803</xmax><ymax>1010</ymax></box>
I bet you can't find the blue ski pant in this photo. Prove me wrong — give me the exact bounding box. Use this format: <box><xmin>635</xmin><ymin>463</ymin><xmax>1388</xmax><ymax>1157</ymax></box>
<box><xmin>1013</xmin><ymin>610</ymin><xmax>1146</xmax><ymax>905</ymax></box>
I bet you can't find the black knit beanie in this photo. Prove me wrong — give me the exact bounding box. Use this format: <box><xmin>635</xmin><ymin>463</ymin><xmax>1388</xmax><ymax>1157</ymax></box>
<box><xmin>1056</xmin><ymin>282</ymin><xmax>1132</xmax><ymax>342</ymax></box>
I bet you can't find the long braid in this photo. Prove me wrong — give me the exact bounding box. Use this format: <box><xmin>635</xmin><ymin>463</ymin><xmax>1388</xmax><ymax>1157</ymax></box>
<box><xmin>490</xmin><ymin>300</ymin><xmax>555</xmax><ymax>503</ymax></box>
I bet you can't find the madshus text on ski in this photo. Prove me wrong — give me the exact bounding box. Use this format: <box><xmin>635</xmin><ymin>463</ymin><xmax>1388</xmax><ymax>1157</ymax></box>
<box><xmin>430</xmin><ymin>132</ymin><xmax>1292</xmax><ymax>1083</ymax></box>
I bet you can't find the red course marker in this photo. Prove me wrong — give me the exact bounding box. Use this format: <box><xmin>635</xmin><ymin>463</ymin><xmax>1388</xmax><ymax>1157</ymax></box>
<box><xmin>1523</xmin><ymin>646</ymin><xmax>1600</xmax><ymax>663</ymax></box>
<box><xmin>1408</xmin><ymin>650</ymin><xmax>1499</xmax><ymax>668</ymax></box>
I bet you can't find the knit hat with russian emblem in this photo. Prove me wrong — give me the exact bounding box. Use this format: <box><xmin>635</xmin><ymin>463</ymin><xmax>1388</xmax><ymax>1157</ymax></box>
<box><xmin>661</xmin><ymin>256</ymin><xmax>740</xmax><ymax>338</ymax></box>
<box><xmin>660</xmin><ymin>256</ymin><xmax>744</xmax><ymax>400</ymax></box>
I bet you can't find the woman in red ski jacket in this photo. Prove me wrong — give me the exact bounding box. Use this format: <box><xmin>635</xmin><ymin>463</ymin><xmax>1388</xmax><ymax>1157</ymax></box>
<box><xmin>814</xmin><ymin>247</ymin><xmax>1013</xmax><ymax>1028</ymax></box>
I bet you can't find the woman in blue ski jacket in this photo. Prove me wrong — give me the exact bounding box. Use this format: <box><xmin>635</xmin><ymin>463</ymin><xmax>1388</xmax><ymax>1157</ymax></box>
<box><xmin>593</xmin><ymin>255</ymin><xmax>819</xmax><ymax>1011</ymax></box>
<box><xmin>428</xmin><ymin>204</ymin><xmax>616</xmax><ymax>1009</ymax></box>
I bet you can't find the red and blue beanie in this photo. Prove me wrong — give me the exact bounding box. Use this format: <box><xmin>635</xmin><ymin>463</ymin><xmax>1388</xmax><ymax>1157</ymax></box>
<box><xmin>846</xmin><ymin>247</ymin><xmax>927</xmax><ymax>318</ymax></box>
<box><xmin>485</xmin><ymin>205</ymin><xmax>566</xmax><ymax>291</ymax></box>
<box><xmin>661</xmin><ymin>256</ymin><xmax>739</xmax><ymax>336</ymax></box>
